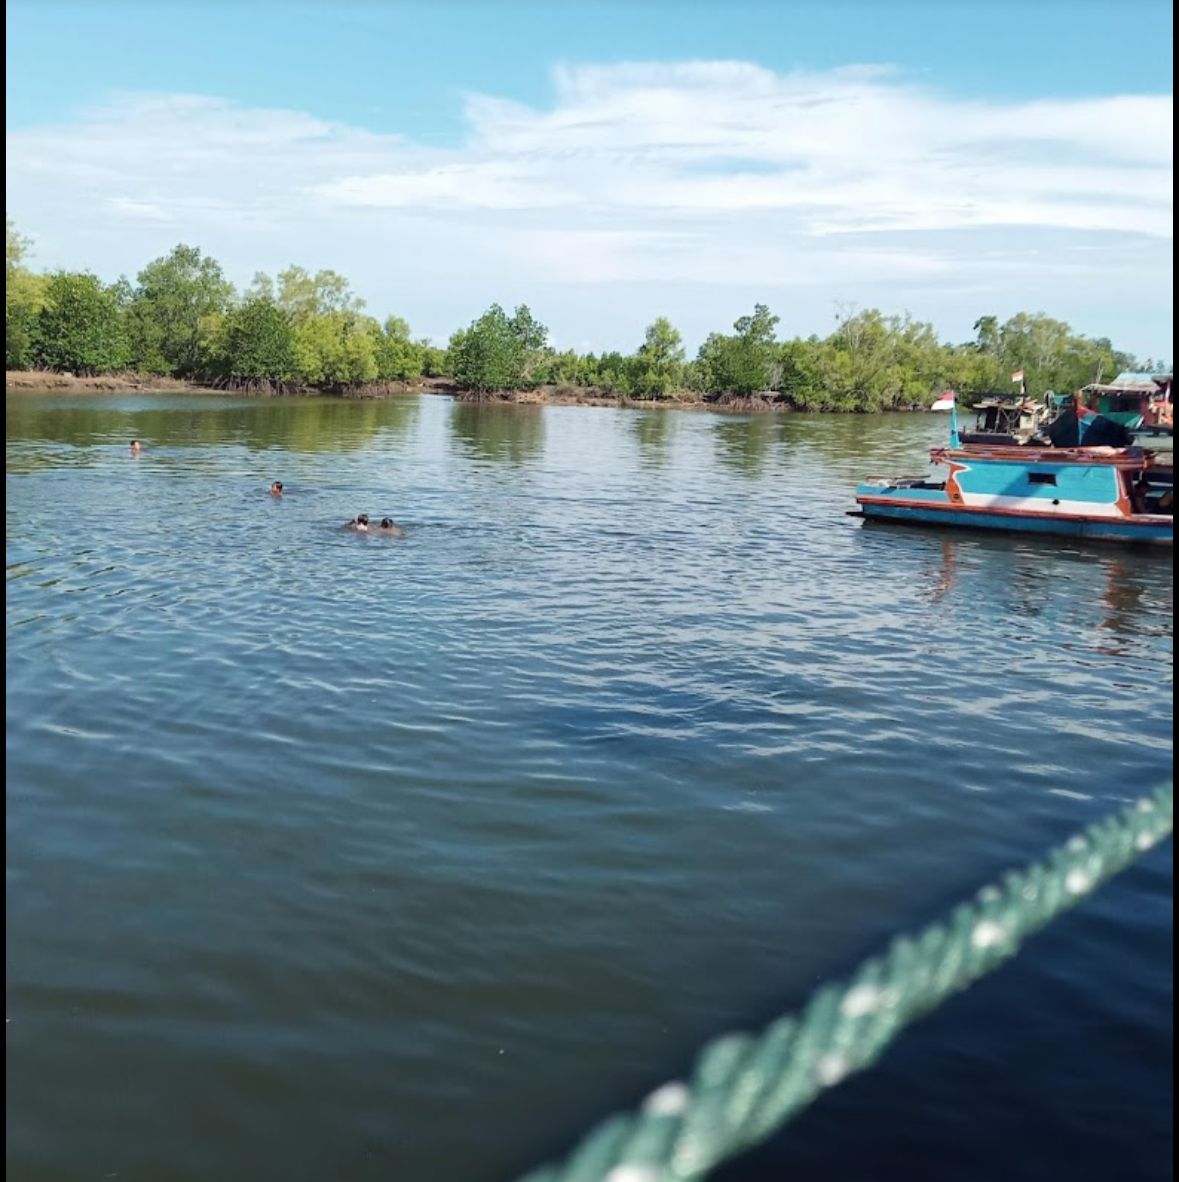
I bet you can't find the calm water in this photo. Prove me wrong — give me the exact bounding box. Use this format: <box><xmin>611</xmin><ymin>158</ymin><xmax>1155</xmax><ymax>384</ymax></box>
<box><xmin>5</xmin><ymin>393</ymin><xmax>1173</xmax><ymax>1182</ymax></box>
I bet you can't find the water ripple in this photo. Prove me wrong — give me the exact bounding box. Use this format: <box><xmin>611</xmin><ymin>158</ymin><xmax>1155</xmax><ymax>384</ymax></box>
<box><xmin>5</xmin><ymin>394</ymin><xmax>1173</xmax><ymax>1182</ymax></box>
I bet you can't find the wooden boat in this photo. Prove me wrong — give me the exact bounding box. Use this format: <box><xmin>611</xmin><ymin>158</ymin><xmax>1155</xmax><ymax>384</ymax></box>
<box><xmin>854</xmin><ymin>444</ymin><xmax>1173</xmax><ymax>545</ymax></box>
<box><xmin>958</xmin><ymin>393</ymin><xmax>1055</xmax><ymax>445</ymax></box>
<box><xmin>1080</xmin><ymin>372</ymin><xmax>1173</xmax><ymax>433</ymax></box>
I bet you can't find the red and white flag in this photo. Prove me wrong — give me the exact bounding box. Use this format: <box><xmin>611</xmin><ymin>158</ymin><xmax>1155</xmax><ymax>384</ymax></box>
<box><xmin>930</xmin><ymin>390</ymin><xmax>956</xmax><ymax>411</ymax></box>
<box><xmin>1011</xmin><ymin>369</ymin><xmax>1025</xmax><ymax>383</ymax></box>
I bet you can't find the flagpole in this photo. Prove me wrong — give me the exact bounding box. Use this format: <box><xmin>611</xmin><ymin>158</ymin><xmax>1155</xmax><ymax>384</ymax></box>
<box><xmin>949</xmin><ymin>397</ymin><xmax>960</xmax><ymax>448</ymax></box>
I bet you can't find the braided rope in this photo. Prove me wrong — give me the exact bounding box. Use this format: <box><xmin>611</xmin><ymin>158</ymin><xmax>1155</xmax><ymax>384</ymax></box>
<box><xmin>519</xmin><ymin>783</ymin><xmax>1173</xmax><ymax>1182</ymax></box>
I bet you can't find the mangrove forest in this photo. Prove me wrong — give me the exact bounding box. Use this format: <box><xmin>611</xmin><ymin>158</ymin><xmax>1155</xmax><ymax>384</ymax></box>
<box><xmin>6</xmin><ymin>219</ymin><xmax>1169</xmax><ymax>410</ymax></box>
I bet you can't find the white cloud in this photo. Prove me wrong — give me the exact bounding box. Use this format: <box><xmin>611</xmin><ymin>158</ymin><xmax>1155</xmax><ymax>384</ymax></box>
<box><xmin>106</xmin><ymin>197</ymin><xmax>171</xmax><ymax>222</ymax></box>
<box><xmin>4</xmin><ymin>63</ymin><xmax>1173</xmax><ymax>354</ymax></box>
<box><xmin>318</xmin><ymin>163</ymin><xmax>574</xmax><ymax>210</ymax></box>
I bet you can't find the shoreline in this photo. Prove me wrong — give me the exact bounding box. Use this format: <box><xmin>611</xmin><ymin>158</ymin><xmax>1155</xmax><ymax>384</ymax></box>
<box><xmin>4</xmin><ymin>370</ymin><xmax>926</xmax><ymax>414</ymax></box>
<box><xmin>6</xmin><ymin>370</ymin><xmax>200</xmax><ymax>394</ymax></box>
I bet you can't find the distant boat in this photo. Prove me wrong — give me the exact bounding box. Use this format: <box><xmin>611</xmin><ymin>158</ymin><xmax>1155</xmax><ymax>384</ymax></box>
<box><xmin>1080</xmin><ymin>371</ymin><xmax>1173</xmax><ymax>433</ymax></box>
<box><xmin>930</xmin><ymin>391</ymin><xmax>956</xmax><ymax>412</ymax></box>
<box><xmin>958</xmin><ymin>393</ymin><xmax>1055</xmax><ymax>445</ymax></box>
<box><xmin>853</xmin><ymin>444</ymin><xmax>1173</xmax><ymax>546</ymax></box>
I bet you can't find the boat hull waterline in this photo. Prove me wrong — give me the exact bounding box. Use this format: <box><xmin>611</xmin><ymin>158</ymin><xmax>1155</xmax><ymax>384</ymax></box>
<box><xmin>855</xmin><ymin>446</ymin><xmax>1173</xmax><ymax>547</ymax></box>
<box><xmin>856</xmin><ymin>495</ymin><xmax>1173</xmax><ymax>544</ymax></box>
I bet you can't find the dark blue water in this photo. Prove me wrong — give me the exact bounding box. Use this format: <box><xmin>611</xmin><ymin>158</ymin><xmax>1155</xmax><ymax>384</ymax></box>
<box><xmin>5</xmin><ymin>393</ymin><xmax>1173</xmax><ymax>1182</ymax></box>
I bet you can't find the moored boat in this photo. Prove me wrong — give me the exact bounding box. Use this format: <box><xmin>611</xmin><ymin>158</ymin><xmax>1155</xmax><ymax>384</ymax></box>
<box><xmin>1080</xmin><ymin>371</ymin><xmax>1173</xmax><ymax>433</ymax></box>
<box><xmin>855</xmin><ymin>444</ymin><xmax>1173</xmax><ymax>545</ymax></box>
<box><xmin>958</xmin><ymin>392</ymin><xmax>1055</xmax><ymax>445</ymax></box>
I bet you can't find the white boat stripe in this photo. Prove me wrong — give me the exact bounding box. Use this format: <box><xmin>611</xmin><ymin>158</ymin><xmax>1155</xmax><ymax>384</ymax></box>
<box><xmin>958</xmin><ymin>493</ymin><xmax>1124</xmax><ymax>518</ymax></box>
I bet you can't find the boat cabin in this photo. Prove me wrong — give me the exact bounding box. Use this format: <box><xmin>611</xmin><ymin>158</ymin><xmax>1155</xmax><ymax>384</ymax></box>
<box><xmin>1122</xmin><ymin>462</ymin><xmax>1175</xmax><ymax>516</ymax></box>
<box><xmin>959</xmin><ymin>394</ymin><xmax>1053</xmax><ymax>445</ymax></box>
<box><xmin>1080</xmin><ymin>372</ymin><xmax>1174</xmax><ymax>430</ymax></box>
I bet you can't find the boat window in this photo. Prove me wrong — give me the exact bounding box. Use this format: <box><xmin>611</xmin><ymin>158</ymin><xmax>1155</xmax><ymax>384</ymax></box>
<box><xmin>1028</xmin><ymin>472</ymin><xmax>1057</xmax><ymax>485</ymax></box>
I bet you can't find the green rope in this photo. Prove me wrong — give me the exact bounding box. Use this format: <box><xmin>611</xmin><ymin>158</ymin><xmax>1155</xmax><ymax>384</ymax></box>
<box><xmin>518</xmin><ymin>782</ymin><xmax>1173</xmax><ymax>1182</ymax></box>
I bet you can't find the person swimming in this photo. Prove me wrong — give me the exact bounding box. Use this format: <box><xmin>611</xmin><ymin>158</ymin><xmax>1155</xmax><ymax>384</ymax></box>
<box><xmin>270</xmin><ymin>481</ymin><xmax>284</xmax><ymax>497</ymax></box>
<box><xmin>377</xmin><ymin>518</ymin><xmax>404</xmax><ymax>537</ymax></box>
<box><xmin>129</xmin><ymin>440</ymin><xmax>143</xmax><ymax>453</ymax></box>
<box><xmin>345</xmin><ymin>513</ymin><xmax>371</xmax><ymax>532</ymax></box>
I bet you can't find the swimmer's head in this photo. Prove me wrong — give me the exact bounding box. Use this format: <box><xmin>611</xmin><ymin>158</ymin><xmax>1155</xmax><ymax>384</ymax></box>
<box><xmin>129</xmin><ymin>440</ymin><xmax>142</xmax><ymax>451</ymax></box>
<box><xmin>380</xmin><ymin>518</ymin><xmax>393</xmax><ymax>529</ymax></box>
<box><xmin>357</xmin><ymin>513</ymin><xmax>369</xmax><ymax>525</ymax></box>
<box><xmin>270</xmin><ymin>481</ymin><xmax>284</xmax><ymax>495</ymax></box>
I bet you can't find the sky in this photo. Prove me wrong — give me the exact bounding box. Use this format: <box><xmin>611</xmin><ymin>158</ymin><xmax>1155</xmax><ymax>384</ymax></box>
<box><xmin>5</xmin><ymin>1</ymin><xmax>1175</xmax><ymax>358</ymax></box>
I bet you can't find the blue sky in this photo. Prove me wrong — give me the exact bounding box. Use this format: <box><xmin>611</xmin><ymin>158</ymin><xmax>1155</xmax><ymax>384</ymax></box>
<box><xmin>6</xmin><ymin>1</ymin><xmax>1175</xmax><ymax>357</ymax></box>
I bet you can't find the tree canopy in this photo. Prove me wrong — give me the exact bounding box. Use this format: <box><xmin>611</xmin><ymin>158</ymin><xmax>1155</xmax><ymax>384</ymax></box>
<box><xmin>4</xmin><ymin>220</ymin><xmax>1163</xmax><ymax>408</ymax></box>
<box><xmin>126</xmin><ymin>245</ymin><xmax>233</xmax><ymax>375</ymax></box>
<box><xmin>447</xmin><ymin>304</ymin><xmax>550</xmax><ymax>393</ymax></box>
<box><xmin>696</xmin><ymin>304</ymin><xmax>782</xmax><ymax>395</ymax></box>
<box><xmin>216</xmin><ymin>295</ymin><xmax>297</xmax><ymax>387</ymax></box>
<box><xmin>33</xmin><ymin>272</ymin><xmax>130</xmax><ymax>375</ymax></box>
<box><xmin>631</xmin><ymin>317</ymin><xmax>686</xmax><ymax>398</ymax></box>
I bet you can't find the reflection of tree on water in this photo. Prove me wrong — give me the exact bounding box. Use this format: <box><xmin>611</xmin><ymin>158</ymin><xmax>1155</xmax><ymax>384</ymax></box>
<box><xmin>712</xmin><ymin>414</ymin><xmax>785</xmax><ymax>476</ymax></box>
<box><xmin>228</xmin><ymin>397</ymin><xmax>418</xmax><ymax>452</ymax></box>
<box><xmin>629</xmin><ymin>410</ymin><xmax>677</xmax><ymax>468</ymax></box>
<box><xmin>4</xmin><ymin>395</ymin><xmax>417</xmax><ymax>454</ymax></box>
<box><xmin>783</xmin><ymin>411</ymin><xmax>945</xmax><ymax>482</ymax></box>
<box><xmin>449</xmin><ymin>401</ymin><xmax>545</xmax><ymax>464</ymax></box>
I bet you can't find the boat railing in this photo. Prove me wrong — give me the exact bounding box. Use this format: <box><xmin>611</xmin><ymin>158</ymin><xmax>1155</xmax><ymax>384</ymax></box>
<box><xmin>861</xmin><ymin>476</ymin><xmax>930</xmax><ymax>488</ymax></box>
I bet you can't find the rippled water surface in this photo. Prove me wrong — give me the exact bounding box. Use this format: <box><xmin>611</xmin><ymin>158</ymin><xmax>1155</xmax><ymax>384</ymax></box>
<box><xmin>6</xmin><ymin>393</ymin><xmax>1173</xmax><ymax>1182</ymax></box>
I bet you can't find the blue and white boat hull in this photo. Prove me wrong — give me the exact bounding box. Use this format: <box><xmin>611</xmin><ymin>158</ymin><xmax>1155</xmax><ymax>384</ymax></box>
<box><xmin>856</xmin><ymin>494</ymin><xmax>1173</xmax><ymax>545</ymax></box>
<box><xmin>855</xmin><ymin>445</ymin><xmax>1173</xmax><ymax>547</ymax></box>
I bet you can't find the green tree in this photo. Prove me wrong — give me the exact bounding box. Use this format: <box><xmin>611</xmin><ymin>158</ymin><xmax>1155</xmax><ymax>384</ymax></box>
<box><xmin>5</xmin><ymin>286</ymin><xmax>42</xmax><ymax>369</ymax></box>
<box><xmin>217</xmin><ymin>295</ymin><xmax>297</xmax><ymax>386</ymax></box>
<box><xmin>542</xmin><ymin>348</ymin><xmax>583</xmax><ymax>387</ymax></box>
<box><xmin>997</xmin><ymin>312</ymin><xmax>1070</xmax><ymax>394</ymax></box>
<box><xmin>448</xmin><ymin>303</ymin><xmax>551</xmax><ymax>392</ymax></box>
<box><xmin>6</xmin><ymin>222</ymin><xmax>1157</xmax><ymax>411</ymax></box>
<box><xmin>774</xmin><ymin>309</ymin><xmax>986</xmax><ymax>412</ymax></box>
<box><xmin>697</xmin><ymin>304</ymin><xmax>780</xmax><ymax>396</ymax></box>
<box><xmin>822</xmin><ymin>307</ymin><xmax>898</xmax><ymax>407</ymax></box>
<box><xmin>509</xmin><ymin>303</ymin><xmax>550</xmax><ymax>387</ymax></box>
<box><xmin>420</xmin><ymin>342</ymin><xmax>449</xmax><ymax>377</ymax></box>
<box><xmin>6</xmin><ymin>216</ymin><xmax>30</xmax><ymax>277</ymax></box>
<box><xmin>292</xmin><ymin>311</ymin><xmax>378</xmax><ymax>387</ymax></box>
<box><xmin>274</xmin><ymin>266</ymin><xmax>365</xmax><ymax>321</ymax></box>
<box><xmin>973</xmin><ymin>315</ymin><xmax>1001</xmax><ymax>355</ymax></box>
<box><xmin>6</xmin><ymin>218</ymin><xmax>47</xmax><ymax>369</ymax></box>
<box><xmin>940</xmin><ymin>344</ymin><xmax>1008</xmax><ymax>399</ymax></box>
<box><xmin>449</xmin><ymin>306</ymin><xmax>518</xmax><ymax>391</ymax></box>
<box><xmin>593</xmin><ymin>351</ymin><xmax>635</xmax><ymax>395</ymax></box>
<box><xmin>630</xmin><ymin>317</ymin><xmax>685</xmax><ymax>398</ymax></box>
<box><xmin>373</xmin><ymin>315</ymin><xmax>424</xmax><ymax>381</ymax></box>
<box><xmin>33</xmin><ymin>272</ymin><xmax>130</xmax><ymax>374</ymax></box>
<box><xmin>777</xmin><ymin>338</ymin><xmax>825</xmax><ymax>407</ymax></box>
<box><xmin>243</xmin><ymin>265</ymin><xmax>376</xmax><ymax>388</ymax></box>
<box><xmin>508</xmin><ymin>304</ymin><xmax>548</xmax><ymax>351</ymax></box>
<box><xmin>127</xmin><ymin>245</ymin><xmax>234</xmax><ymax>375</ymax></box>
